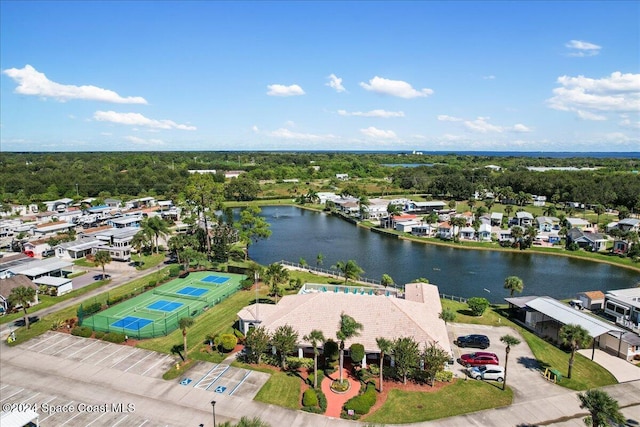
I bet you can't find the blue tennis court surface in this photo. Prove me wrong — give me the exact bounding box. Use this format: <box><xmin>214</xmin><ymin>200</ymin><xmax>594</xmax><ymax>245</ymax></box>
<box><xmin>177</xmin><ymin>286</ymin><xmax>208</xmax><ymax>297</ymax></box>
<box><xmin>111</xmin><ymin>316</ymin><xmax>153</xmax><ymax>330</ymax></box>
<box><xmin>147</xmin><ymin>300</ymin><xmax>184</xmax><ymax>312</ymax></box>
<box><xmin>201</xmin><ymin>275</ymin><xmax>229</xmax><ymax>284</ymax></box>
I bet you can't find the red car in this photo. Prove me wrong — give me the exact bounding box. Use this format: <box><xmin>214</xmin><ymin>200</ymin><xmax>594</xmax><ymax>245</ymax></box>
<box><xmin>459</xmin><ymin>351</ymin><xmax>499</xmax><ymax>367</ymax></box>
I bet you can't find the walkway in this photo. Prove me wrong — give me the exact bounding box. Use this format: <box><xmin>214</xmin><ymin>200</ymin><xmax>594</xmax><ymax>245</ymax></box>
<box><xmin>321</xmin><ymin>367</ymin><xmax>361</xmax><ymax>418</ymax></box>
<box><xmin>577</xmin><ymin>348</ymin><xmax>640</xmax><ymax>382</ymax></box>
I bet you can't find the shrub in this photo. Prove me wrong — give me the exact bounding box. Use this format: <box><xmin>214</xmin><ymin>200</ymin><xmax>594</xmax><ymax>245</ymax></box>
<box><xmin>233</xmin><ymin>328</ymin><xmax>245</xmax><ymax>341</ymax></box>
<box><xmin>324</xmin><ymin>339</ymin><xmax>339</xmax><ymax>362</ymax></box>
<box><xmin>435</xmin><ymin>370</ymin><xmax>453</xmax><ymax>382</ymax></box>
<box><xmin>84</xmin><ymin>302</ymin><xmax>102</xmax><ymax>315</ymax></box>
<box><xmin>350</xmin><ymin>343</ymin><xmax>365</xmax><ymax>364</ymax></box>
<box><xmin>102</xmin><ymin>332</ymin><xmax>126</xmax><ymax>343</ymax></box>
<box><xmin>148</xmin><ymin>280</ymin><xmax>158</xmax><ymax>288</ymax></box>
<box><xmin>302</xmin><ymin>388</ymin><xmax>318</xmax><ymax>407</ymax></box>
<box><xmin>308</xmin><ymin>370</ymin><xmax>325</xmax><ymax>387</ymax></box>
<box><xmin>168</xmin><ymin>267</ymin><xmax>180</xmax><ymax>277</ymax></box>
<box><xmin>286</xmin><ymin>357</ymin><xmax>314</xmax><ymax>370</ymax></box>
<box><xmin>316</xmin><ymin>387</ymin><xmax>327</xmax><ymax>411</ymax></box>
<box><xmin>94</xmin><ymin>331</ymin><xmax>106</xmax><ymax>340</ymax></box>
<box><xmin>343</xmin><ymin>382</ymin><xmax>377</xmax><ymax>415</ymax></box>
<box><xmin>240</xmin><ymin>278</ymin><xmax>254</xmax><ymax>290</ymax></box>
<box><xmin>467</xmin><ymin>297</ymin><xmax>490</xmax><ymax>316</ymax></box>
<box><xmin>220</xmin><ymin>333</ymin><xmax>238</xmax><ymax>352</ymax></box>
<box><xmin>71</xmin><ymin>326</ymin><xmax>93</xmax><ymax>338</ymax></box>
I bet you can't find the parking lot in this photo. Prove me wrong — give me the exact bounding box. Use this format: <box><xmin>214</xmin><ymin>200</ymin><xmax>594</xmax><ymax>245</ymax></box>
<box><xmin>447</xmin><ymin>323</ymin><xmax>567</xmax><ymax>403</ymax></box>
<box><xmin>183</xmin><ymin>361</ymin><xmax>270</xmax><ymax>399</ymax></box>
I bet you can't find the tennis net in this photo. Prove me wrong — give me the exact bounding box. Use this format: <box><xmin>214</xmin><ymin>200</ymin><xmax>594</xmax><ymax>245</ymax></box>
<box><xmin>153</xmin><ymin>289</ymin><xmax>208</xmax><ymax>302</ymax></box>
<box><xmin>134</xmin><ymin>306</ymin><xmax>167</xmax><ymax>318</ymax></box>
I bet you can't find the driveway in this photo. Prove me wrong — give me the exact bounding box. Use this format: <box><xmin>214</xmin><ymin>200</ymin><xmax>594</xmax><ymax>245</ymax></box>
<box><xmin>448</xmin><ymin>323</ymin><xmax>566</xmax><ymax>403</ymax></box>
<box><xmin>577</xmin><ymin>348</ymin><xmax>640</xmax><ymax>382</ymax></box>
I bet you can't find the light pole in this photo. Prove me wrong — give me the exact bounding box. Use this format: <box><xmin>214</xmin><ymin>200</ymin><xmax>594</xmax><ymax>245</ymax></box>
<box><xmin>211</xmin><ymin>400</ymin><xmax>216</xmax><ymax>427</ymax></box>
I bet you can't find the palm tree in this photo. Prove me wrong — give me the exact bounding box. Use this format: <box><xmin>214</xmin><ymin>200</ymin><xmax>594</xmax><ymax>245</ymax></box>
<box><xmin>450</xmin><ymin>216</ymin><xmax>467</xmax><ymax>242</ymax></box>
<box><xmin>8</xmin><ymin>286</ymin><xmax>37</xmax><ymax>329</ymax></box>
<box><xmin>375</xmin><ymin>337</ymin><xmax>393</xmax><ymax>392</ymax></box>
<box><xmin>359</xmin><ymin>196</ymin><xmax>370</xmax><ymax>220</ymax></box>
<box><xmin>467</xmin><ymin>198</ymin><xmax>476</xmax><ymax>212</ymax></box>
<box><xmin>578</xmin><ymin>389</ymin><xmax>625</xmax><ymax>427</ymax></box>
<box><xmin>504</xmin><ymin>204</ymin><xmax>514</xmax><ymax>220</ymax></box>
<box><xmin>264</xmin><ymin>263</ymin><xmax>289</xmax><ymax>302</ymax></box>
<box><xmin>316</xmin><ymin>252</ymin><xmax>324</xmax><ymax>267</ymax></box>
<box><xmin>559</xmin><ymin>324</ymin><xmax>591</xmax><ymax>379</ymax></box>
<box><xmin>143</xmin><ymin>216</ymin><xmax>170</xmax><ymax>254</ymax></box>
<box><xmin>131</xmin><ymin>230</ymin><xmax>149</xmax><ymax>266</ymax></box>
<box><xmin>485</xmin><ymin>199</ymin><xmax>495</xmax><ymax>211</ymax></box>
<box><xmin>303</xmin><ymin>329</ymin><xmax>325</xmax><ymax>389</ymax></box>
<box><xmin>503</xmin><ymin>276</ymin><xmax>524</xmax><ymax>297</ymax></box>
<box><xmin>543</xmin><ymin>205</ymin><xmax>557</xmax><ymax>217</ymax></box>
<box><xmin>178</xmin><ymin>317</ymin><xmax>194</xmax><ymax>358</ymax></box>
<box><xmin>593</xmin><ymin>204</ymin><xmax>605</xmax><ymax>225</ymax></box>
<box><xmin>336</xmin><ymin>313</ymin><xmax>363</xmax><ymax>383</ymax></box>
<box><xmin>332</xmin><ymin>260</ymin><xmax>364</xmax><ymax>284</ymax></box>
<box><xmin>93</xmin><ymin>250</ymin><xmax>112</xmax><ymax>279</ymax></box>
<box><xmin>500</xmin><ymin>334</ymin><xmax>521</xmax><ymax>391</ymax></box>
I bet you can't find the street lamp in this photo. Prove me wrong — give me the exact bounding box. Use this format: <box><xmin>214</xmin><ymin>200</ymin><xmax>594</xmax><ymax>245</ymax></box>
<box><xmin>211</xmin><ymin>400</ymin><xmax>216</xmax><ymax>427</ymax></box>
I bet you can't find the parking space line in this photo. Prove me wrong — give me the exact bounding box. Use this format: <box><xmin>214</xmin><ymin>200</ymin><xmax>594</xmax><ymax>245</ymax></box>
<box><xmin>40</xmin><ymin>400</ymin><xmax>75</xmax><ymax>423</ymax></box>
<box><xmin>204</xmin><ymin>366</ymin><xmax>230</xmax><ymax>391</ymax></box>
<box><xmin>1</xmin><ymin>387</ymin><xmax>24</xmax><ymax>401</ymax></box>
<box><xmin>80</xmin><ymin>342</ymin><xmax>111</xmax><ymax>362</ymax></box>
<box><xmin>194</xmin><ymin>364</ymin><xmax>226</xmax><ymax>389</ymax></box>
<box><xmin>84</xmin><ymin>410</ymin><xmax>108</xmax><ymax>426</ymax></box>
<box><xmin>109</xmin><ymin>348</ymin><xmax>139</xmax><ymax>368</ymax></box>
<box><xmin>38</xmin><ymin>334</ymin><xmax>74</xmax><ymax>353</ymax></box>
<box><xmin>26</xmin><ymin>332</ymin><xmax>58</xmax><ymax>350</ymax></box>
<box><xmin>229</xmin><ymin>370</ymin><xmax>251</xmax><ymax>396</ymax></box>
<box><xmin>0</xmin><ymin>384</ymin><xmax>9</xmax><ymax>392</ymax></box>
<box><xmin>124</xmin><ymin>351</ymin><xmax>155</xmax><ymax>372</ymax></box>
<box><xmin>67</xmin><ymin>340</ymin><xmax>100</xmax><ymax>358</ymax></box>
<box><xmin>141</xmin><ymin>354</ymin><xmax>171</xmax><ymax>376</ymax></box>
<box><xmin>21</xmin><ymin>391</ymin><xmax>41</xmax><ymax>403</ymax></box>
<box><xmin>61</xmin><ymin>409</ymin><xmax>84</xmax><ymax>425</ymax></box>
<box><xmin>111</xmin><ymin>414</ymin><xmax>129</xmax><ymax>426</ymax></box>
<box><xmin>93</xmin><ymin>346</ymin><xmax>125</xmax><ymax>365</ymax></box>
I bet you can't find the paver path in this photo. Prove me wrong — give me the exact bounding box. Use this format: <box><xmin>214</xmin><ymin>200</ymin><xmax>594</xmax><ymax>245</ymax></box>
<box><xmin>321</xmin><ymin>367</ymin><xmax>361</xmax><ymax>418</ymax></box>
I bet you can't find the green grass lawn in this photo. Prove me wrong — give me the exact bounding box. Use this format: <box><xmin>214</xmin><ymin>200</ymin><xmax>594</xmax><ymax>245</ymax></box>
<box><xmin>133</xmin><ymin>253</ymin><xmax>167</xmax><ymax>270</ymax></box>
<box><xmin>441</xmin><ymin>299</ymin><xmax>506</xmax><ymax>326</ymax></box>
<box><xmin>364</xmin><ymin>380</ymin><xmax>513</xmax><ymax>423</ymax></box>
<box><xmin>254</xmin><ymin>371</ymin><xmax>301</xmax><ymax>410</ymax></box>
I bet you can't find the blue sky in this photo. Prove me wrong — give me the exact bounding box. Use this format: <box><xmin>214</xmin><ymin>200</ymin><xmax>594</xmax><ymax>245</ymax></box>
<box><xmin>1</xmin><ymin>1</ymin><xmax>638</xmax><ymax>152</ymax></box>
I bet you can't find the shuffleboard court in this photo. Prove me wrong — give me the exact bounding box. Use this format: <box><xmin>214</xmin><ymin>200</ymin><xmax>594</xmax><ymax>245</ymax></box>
<box><xmin>201</xmin><ymin>275</ymin><xmax>230</xmax><ymax>284</ymax></box>
<box><xmin>177</xmin><ymin>286</ymin><xmax>208</xmax><ymax>297</ymax></box>
<box><xmin>147</xmin><ymin>300</ymin><xmax>183</xmax><ymax>312</ymax></box>
<box><xmin>111</xmin><ymin>316</ymin><xmax>153</xmax><ymax>330</ymax></box>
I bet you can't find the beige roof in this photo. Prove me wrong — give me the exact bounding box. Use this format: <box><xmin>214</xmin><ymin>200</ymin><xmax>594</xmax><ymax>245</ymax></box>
<box><xmin>0</xmin><ymin>275</ymin><xmax>37</xmax><ymax>297</ymax></box>
<box><xmin>238</xmin><ymin>283</ymin><xmax>451</xmax><ymax>355</ymax></box>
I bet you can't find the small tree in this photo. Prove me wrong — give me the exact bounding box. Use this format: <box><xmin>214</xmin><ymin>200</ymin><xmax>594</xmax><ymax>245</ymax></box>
<box><xmin>332</xmin><ymin>260</ymin><xmax>364</xmax><ymax>284</ymax></box>
<box><xmin>303</xmin><ymin>329</ymin><xmax>325</xmax><ymax>389</ymax></box>
<box><xmin>271</xmin><ymin>324</ymin><xmax>298</xmax><ymax>369</ymax></box>
<box><xmin>559</xmin><ymin>324</ymin><xmax>591</xmax><ymax>379</ymax></box>
<box><xmin>504</xmin><ymin>276</ymin><xmax>524</xmax><ymax>297</ymax></box>
<box><xmin>93</xmin><ymin>250</ymin><xmax>112</xmax><ymax>279</ymax></box>
<box><xmin>316</xmin><ymin>252</ymin><xmax>324</xmax><ymax>267</ymax></box>
<box><xmin>245</xmin><ymin>326</ymin><xmax>270</xmax><ymax>364</ymax></box>
<box><xmin>500</xmin><ymin>334</ymin><xmax>521</xmax><ymax>391</ymax></box>
<box><xmin>422</xmin><ymin>342</ymin><xmax>450</xmax><ymax>386</ymax></box>
<box><xmin>381</xmin><ymin>274</ymin><xmax>394</xmax><ymax>288</ymax></box>
<box><xmin>393</xmin><ymin>336</ymin><xmax>420</xmax><ymax>384</ymax></box>
<box><xmin>349</xmin><ymin>343</ymin><xmax>365</xmax><ymax>368</ymax></box>
<box><xmin>178</xmin><ymin>317</ymin><xmax>194</xmax><ymax>358</ymax></box>
<box><xmin>8</xmin><ymin>286</ymin><xmax>36</xmax><ymax>329</ymax></box>
<box><xmin>376</xmin><ymin>337</ymin><xmax>393</xmax><ymax>392</ymax></box>
<box><xmin>467</xmin><ymin>297</ymin><xmax>490</xmax><ymax>316</ymax></box>
<box><xmin>578</xmin><ymin>389</ymin><xmax>625</xmax><ymax>427</ymax></box>
<box><xmin>439</xmin><ymin>308</ymin><xmax>456</xmax><ymax>325</ymax></box>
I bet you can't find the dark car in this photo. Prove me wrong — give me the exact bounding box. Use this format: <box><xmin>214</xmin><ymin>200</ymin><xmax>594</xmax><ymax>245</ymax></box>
<box><xmin>13</xmin><ymin>316</ymin><xmax>40</xmax><ymax>327</ymax></box>
<box><xmin>459</xmin><ymin>351</ymin><xmax>499</xmax><ymax>367</ymax></box>
<box><xmin>455</xmin><ymin>334</ymin><xmax>490</xmax><ymax>349</ymax></box>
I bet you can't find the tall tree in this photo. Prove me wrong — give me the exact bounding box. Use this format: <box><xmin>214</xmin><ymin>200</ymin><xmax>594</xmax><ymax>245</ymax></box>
<box><xmin>578</xmin><ymin>389</ymin><xmax>625</xmax><ymax>427</ymax></box>
<box><xmin>142</xmin><ymin>216</ymin><xmax>170</xmax><ymax>254</ymax></box>
<box><xmin>185</xmin><ymin>173</ymin><xmax>224</xmax><ymax>256</ymax></box>
<box><xmin>422</xmin><ymin>342</ymin><xmax>451</xmax><ymax>386</ymax></box>
<box><xmin>131</xmin><ymin>230</ymin><xmax>150</xmax><ymax>265</ymax></box>
<box><xmin>93</xmin><ymin>250</ymin><xmax>112</xmax><ymax>279</ymax></box>
<box><xmin>303</xmin><ymin>329</ymin><xmax>325</xmax><ymax>389</ymax></box>
<box><xmin>376</xmin><ymin>337</ymin><xmax>393</xmax><ymax>393</ymax></box>
<box><xmin>271</xmin><ymin>324</ymin><xmax>299</xmax><ymax>370</ymax></box>
<box><xmin>8</xmin><ymin>286</ymin><xmax>36</xmax><ymax>329</ymax></box>
<box><xmin>332</xmin><ymin>259</ymin><xmax>364</xmax><ymax>284</ymax></box>
<box><xmin>336</xmin><ymin>313</ymin><xmax>363</xmax><ymax>383</ymax></box>
<box><xmin>178</xmin><ymin>317</ymin><xmax>194</xmax><ymax>358</ymax></box>
<box><xmin>245</xmin><ymin>326</ymin><xmax>270</xmax><ymax>364</ymax></box>
<box><xmin>263</xmin><ymin>263</ymin><xmax>289</xmax><ymax>303</ymax></box>
<box><xmin>238</xmin><ymin>205</ymin><xmax>271</xmax><ymax>260</ymax></box>
<box><xmin>316</xmin><ymin>252</ymin><xmax>324</xmax><ymax>267</ymax></box>
<box><xmin>499</xmin><ymin>334</ymin><xmax>521</xmax><ymax>391</ymax></box>
<box><xmin>393</xmin><ymin>336</ymin><xmax>421</xmax><ymax>384</ymax></box>
<box><xmin>503</xmin><ymin>276</ymin><xmax>524</xmax><ymax>297</ymax></box>
<box><xmin>449</xmin><ymin>216</ymin><xmax>467</xmax><ymax>242</ymax></box>
<box><xmin>559</xmin><ymin>324</ymin><xmax>591</xmax><ymax>379</ymax></box>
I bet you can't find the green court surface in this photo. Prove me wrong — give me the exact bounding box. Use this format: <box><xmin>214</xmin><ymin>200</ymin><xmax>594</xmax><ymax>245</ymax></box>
<box><xmin>83</xmin><ymin>271</ymin><xmax>246</xmax><ymax>339</ymax></box>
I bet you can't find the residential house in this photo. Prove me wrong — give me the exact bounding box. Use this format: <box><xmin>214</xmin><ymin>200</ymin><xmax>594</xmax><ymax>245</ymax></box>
<box><xmin>395</xmin><ymin>219</ymin><xmax>421</xmax><ymax>233</ymax></box>
<box><xmin>34</xmin><ymin>276</ymin><xmax>73</xmax><ymax>296</ymax></box>
<box><xmin>404</xmin><ymin>200</ymin><xmax>446</xmax><ymax>214</ymax></box>
<box><xmin>566</xmin><ymin>228</ymin><xmax>608</xmax><ymax>252</ymax></box>
<box><xmin>437</xmin><ymin>222</ymin><xmax>453</xmax><ymax>240</ymax></box>
<box><xmin>387</xmin><ymin>214</ymin><xmax>418</xmax><ymax>230</ymax></box>
<box><xmin>0</xmin><ymin>220</ymin><xmax>22</xmax><ymax>238</ymax></box>
<box><xmin>333</xmin><ymin>197</ymin><xmax>360</xmax><ymax>217</ymax></box>
<box><xmin>32</xmin><ymin>221</ymin><xmax>76</xmax><ymax>238</ymax></box>
<box><xmin>604</xmin><ymin>288</ymin><xmax>640</xmax><ymax>333</ymax></box>
<box><xmin>7</xmin><ymin>257</ymin><xmax>73</xmax><ymax>280</ymax></box>
<box><xmin>566</xmin><ymin>217</ymin><xmax>591</xmax><ymax>230</ymax></box>
<box><xmin>44</xmin><ymin>198</ymin><xmax>74</xmax><ymax>213</ymax></box>
<box><xmin>316</xmin><ymin>192</ymin><xmax>340</xmax><ymax>205</ymax></box>
<box><xmin>459</xmin><ymin>226</ymin><xmax>475</xmax><ymax>241</ymax></box>
<box><xmin>532</xmin><ymin>195</ymin><xmax>547</xmax><ymax>207</ymax></box>
<box><xmin>490</xmin><ymin>212</ymin><xmax>503</xmax><ymax>226</ymax></box>
<box><xmin>0</xmin><ymin>274</ymin><xmax>39</xmax><ymax>314</ymax></box>
<box><xmin>107</xmin><ymin>216</ymin><xmax>143</xmax><ymax>229</ymax></box>
<box><xmin>104</xmin><ymin>198</ymin><xmax>122</xmax><ymax>208</ymax></box>
<box><xmin>224</xmin><ymin>170</ymin><xmax>245</xmax><ymax>179</ymax></box>
<box><xmin>612</xmin><ymin>240</ymin><xmax>631</xmax><ymax>255</ymax></box>
<box><xmin>86</xmin><ymin>205</ymin><xmax>113</xmax><ymax>219</ymax></box>
<box><xmin>617</xmin><ymin>218</ymin><xmax>640</xmax><ymax>233</ymax></box>
<box><xmin>364</xmin><ymin>198</ymin><xmax>391</xmax><ymax>220</ymax></box>
<box><xmin>91</xmin><ymin>227</ymin><xmax>139</xmax><ymax>262</ymax></box>
<box><xmin>498</xmin><ymin>229</ymin><xmax>513</xmax><ymax>244</ymax></box>
<box><xmin>478</xmin><ymin>223</ymin><xmax>492</xmax><ymax>241</ymax></box>
<box><xmin>536</xmin><ymin>216</ymin><xmax>560</xmax><ymax>233</ymax></box>
<box><xmin>515</xmin><ymin>211</ymin><xmax>534</xmax><ymax>227</ymax></box>
<box><xmin>335</xmin><ymin>173</ymin><xmax>349</xmax><ymax>181</ymax></box>
<box><xmin>125</xmin><ymin>197</ymin><xmax>156</xmax><ymax>210</ymax></box>
<box><xmin>577</xmin><ymin>291</ymin><xmax>605</xmax><ymax>311</ymax></box>
<box><xmin>410</xmin><ymin>223</ymin><xmax>437</xmax><ymax>237</ymax></box>
<box><xmin>22</xmin><ymin>239</ymin><xmax>53</xmax><ymax>258</ymax></box>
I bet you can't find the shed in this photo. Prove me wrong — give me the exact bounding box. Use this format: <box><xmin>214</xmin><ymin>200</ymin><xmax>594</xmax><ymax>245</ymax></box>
<box><xmin>33</xmin><ymin>276</ymin><xmax>73</xmax><ymax>296</ymax></box>
<box><xmin>577</xmin><ymin>291</ymin><xmax>605</xmax><ymax>311</ymax></box>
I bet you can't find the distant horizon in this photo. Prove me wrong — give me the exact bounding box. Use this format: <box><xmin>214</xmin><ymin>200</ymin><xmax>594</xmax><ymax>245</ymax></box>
<box><xmin>2</xmin><ymin>1</ymin><xmax>638</xmax><ymax>152</ymax></box>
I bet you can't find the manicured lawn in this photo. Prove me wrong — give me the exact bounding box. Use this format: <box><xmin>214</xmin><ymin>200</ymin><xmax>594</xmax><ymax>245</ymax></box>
<box><xmin>441</xmin><ymin>299</ymin><xmax>506</xmax><ymax>326</ymax></box>
<box><xmin>133</xmin><ymin>253</ymin><xmax>167</xmax><ymax>270</ymax></box>
<box><xmin>364</xmin><ymin>380</ymin><xmax>513</xmax><ymax>423</ymax></box>
<box><xmin>254</xmin><ymin>371</ymin><xmax>301</xmax><ymax>410</ymax></box>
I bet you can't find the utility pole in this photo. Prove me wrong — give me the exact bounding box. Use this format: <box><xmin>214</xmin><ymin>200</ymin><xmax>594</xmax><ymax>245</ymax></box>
<box><xmin>75</xmin><ymin>183</ymin><xmax>79</xmax><ymax>197</ymax></box>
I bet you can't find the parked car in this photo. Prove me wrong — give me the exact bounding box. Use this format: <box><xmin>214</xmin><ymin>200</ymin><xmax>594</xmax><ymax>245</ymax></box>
<box><xmin>13</xmin><ymin>315</ymin><xmax>40</xmax><ymax>327</ymax></box>
<box><xmin>459</xmin><ymin>351</ymin><xmax>499</xmax><ymax>367</ymax></box>
<box><xmin>467</xmin><ymin>365</ymin><xmax>505</xmax><ymax>382</ymax></box>
<box><xmin>455</xmin><ymin>334</ymin><xmax>490</xmax><ymax>349</ymax></box>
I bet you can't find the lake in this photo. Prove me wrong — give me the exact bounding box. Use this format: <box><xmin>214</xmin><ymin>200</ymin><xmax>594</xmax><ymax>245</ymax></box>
<box><xmin>248</xmin><ymin>206</ymin><xmax>640</xmax><ymax>303</ymax></box>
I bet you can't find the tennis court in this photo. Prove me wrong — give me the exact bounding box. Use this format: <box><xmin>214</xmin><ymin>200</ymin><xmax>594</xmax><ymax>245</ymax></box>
<box><xmin>83</xmin><ymin>271</ymin><xmax>246</xmax><ymax>338</ymax></box>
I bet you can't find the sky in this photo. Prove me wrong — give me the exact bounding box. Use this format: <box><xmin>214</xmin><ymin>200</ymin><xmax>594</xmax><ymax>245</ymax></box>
<box><xmin>1</xmin><ymin>1</ymin><xmax>639</xmax><ymax>152</ymax></box>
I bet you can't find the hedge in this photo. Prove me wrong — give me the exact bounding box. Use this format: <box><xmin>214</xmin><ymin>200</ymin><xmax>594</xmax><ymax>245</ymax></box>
<box><xmin>435</xmin><ymin>370</ymin><xmax>453</xmax><ymax>382</ymax></box>
<box><xmin>308</xmin><ymin>370</ymin><xmax>325</xmax><ymax>387</ymax></box>
<box><xmin>302</xmin><ymin>389</ymin><xmax>318</xmax><ymax>407</ymax></box>
<box><xmin>102</xmin><ymin>332</ymin><xmax>126</xmax><ymax>343</ymax></box>
<box><xmin>71</xmin><ymin>326</ymin><xmax>93</xmax><ymax>338</ymax></box>
<box><xmin>343</xmin><ymin>382</ymin><xmax>377</xmax><ymax>415</ymax></box>
<box><xmin>83</xmin><ymin>302</ymin><xmax>102</xmax><ymax>315</ymax></box>
<box><xmin>220</xmin><ymin>333</ymin><xmax>238</xmax><ymax>352</ymax></box>
<box><xmin>94</xmin><ymin>331</ymin><xmax>105</xmax><ymax>340</ymax></box>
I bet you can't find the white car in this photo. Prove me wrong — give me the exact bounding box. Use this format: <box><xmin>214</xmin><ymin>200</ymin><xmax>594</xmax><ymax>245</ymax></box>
<box><xmin>467</xmin><ymin>364</ymin><xmax>505</xmax><ymax>382</ymax></box>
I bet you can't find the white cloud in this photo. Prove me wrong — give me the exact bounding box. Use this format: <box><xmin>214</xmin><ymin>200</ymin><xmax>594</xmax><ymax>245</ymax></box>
<box><xmin>576</xmin><ymin>110</ymin><xmax>606</xmax><ymax>121</ymax></box>
<box><xmin>267</xmin><ymin>128</ymin><xmax>335</xmax><ymax>141</ymax></box>
<box><xmin>3</xmin><ymin>65</ymin><xmax>147</xmax><ymax>104</ymax></box>
<box><xmin>512</xmin><ymin>124</ymin><xmax>533</xmax><ymax>132</ymax></box>
<box><xmin>252</xmin><ymin>125</ymin><xmax>259</xmax><ymax>133</ymax></box>
<box><xmin>464</xmin><ymin>117</ymin><xmax>503</xmax><ymax>133</ymax></box>
<box><xmin>124</xmin><ymin>135</ymin><xmax>165</xmax><ymax>145</ymax></box>
<box><xmin>441</xmin><ymin>134</ymin><xmax>464</xmax><ymax>141</ymax></box>
<box><xmin>359</xmin><ymin>76</ymin><xmax>433</xmax><ymax>98</ymax></box>
<box><xmin>326</xmin><ymin>74</ymin><xmax>345</xmax><ymax>93</ymax></box>
<box><xmin>547</xmin><ymin>72</ymin><xmax>640</xmax><ymax>118</ymax></box>
<box><xmin>619</xmin><ymin>116</ymin><xmax>640</xmax><ymax>129</ymax></box>
<box><xmin>338</xmin><ymin>109</ymin><xmax>405</xmax><ymax>118</ymax></box>
<box><xmin>482</xmin><ymin>75</ymin><xmax>496</xmax><ymax>80</ymax></box>
<box><xmin>284</xmin><ymin>120</ymin><xmax>296</xmax><ymax>128</ymax></box>
<box><xmin>94</xmin><ymin>111</ymin><xmax>196</xmax><ymax>130</ymax></box>
<box><xmin>266</xmin><ymin>84</ymin><xmax>305</xmax><ymax>97</ymax></box>
<box><xmin>437</xmin><ymin>114</ymin><xmax>463</xmax><ymax>122</ymax></box>
<box><xmin>565</xmin><ymin>40</ymin><xmax>602</xmax><ymax>57</ymax></box>
<box><xmin>360</xmin><ymin>126</ymin><xmax>397</xmax><ymax>139</ymax></box>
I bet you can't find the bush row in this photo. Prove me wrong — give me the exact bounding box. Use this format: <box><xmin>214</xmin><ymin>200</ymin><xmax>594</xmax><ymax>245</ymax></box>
<box><xmin>343</xmin><ymin>382</ymin><xmax>377</xmax><ymax>416</ymax></box>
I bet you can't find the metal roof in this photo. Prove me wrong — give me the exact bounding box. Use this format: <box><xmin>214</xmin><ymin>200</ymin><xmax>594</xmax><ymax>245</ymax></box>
<box><xmin>526</xmin><ymin>297</ymin><xmax>623</xmax><ymax>337</ymax></box>
<box><xmin>9</xmin><ymin>258</ymin><xmax>73</xmax><ymax>277</ymax></box>
<box><xmin>33</xmin><ymin>276</ymin><xmax>72</xmax><ymax>286</ymax></box>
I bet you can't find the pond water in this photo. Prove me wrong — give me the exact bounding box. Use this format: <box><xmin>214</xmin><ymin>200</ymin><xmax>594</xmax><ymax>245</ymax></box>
<box><xmin>249</xmin><ymin>206</ymin><xmax>640</xmax><ymax>303</ymax></box>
